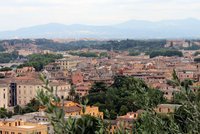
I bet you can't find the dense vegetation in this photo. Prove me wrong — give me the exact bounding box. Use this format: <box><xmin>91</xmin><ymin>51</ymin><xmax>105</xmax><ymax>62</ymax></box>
<box><xmin>148</xmin><ymin>50</ymin><xmax>183</xmax><ymax>58</ymax></box>
<box><xmin>0</xmin><ymin>108</ymin><xmax>13</xmax><ymax>118</ymax></box>
<box><xmin>0</xmin><ymin>67</ymin><xmax>12</xmax><ymax>71</ymax></box>
<box><xmin>194</xmin><ymin>57</ymin><xmax>200</xmax><ymax>63</ymax></box>
<box><xmin>18</xmin><ymin>53</ymin><xmax>63</xmax><ymax>71</ymax></box>
<box><xmin>0</xmin><ymin>39</ymin><xmax>167</xmax><ymax>52</ymax></box>
<box><xmin>133</xmin><ymin>70</ymin><xmax>200</xmax><ymax>133</ymax></box>
<box><xmin>26</xmin><ymin>71</ymin><xmax>200</xmax><ymax>133</ymax></box>
<box><xmin>0</xmin><ymin>99</ymin><xmax>40</xmax><ymax>118</ymax></box>
<box><xmin>34</xmin><ymin>39</ymin><xmax>106</xmax><ymax>51</ymax></box>
<box><xmin>14</xmin><ymin>99</ymin><xmax>40</xmax><ymax>115</ymax></box>
<box><xmin>69</xmin><ymin>51</ymin><xmax>109</xmax><ymax>58</ymax></box>
<box><xmin>92</xmin><ymin>39</ymin><xmax>167</xmax><ymax>52</ymax></box>
<box><xmin>0</xmin><ymin>45</ymin><xmax>5</xmax><ymax>52</ymax></box>
<box><xmin>184</xmin><ymin>44</ymin><xmax>200</xmax><ymax>50</ymax></box>
<box><xmin>129</xmin><ymin>51</ymin><xmax>140</xmax><ymax>56</ymax></box>
<box><xmin>0</xmin><ymin>51</ymin><xmax>22</xmax><ymax>63</ymax></box>
<box><xmin>69</xmin><ymin>52</ymin><xmax>98</xmax><ymax>57</ymax></box>
<box><xmin>86</xmin><ymin>76</ymin><xmax>166</xmax><ymax>119</ymax></box>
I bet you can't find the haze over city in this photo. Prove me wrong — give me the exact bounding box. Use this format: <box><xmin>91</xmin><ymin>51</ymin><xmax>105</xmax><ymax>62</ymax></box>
<box><xmin>1</xmin><ymin>0</ymin><xmax>200</xmax><ymax>31</ymax></box>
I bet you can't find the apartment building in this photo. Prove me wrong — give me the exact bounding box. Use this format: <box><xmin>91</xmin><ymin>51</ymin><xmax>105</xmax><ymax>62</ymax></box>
<box><xmin>55</xmin><ymin>58</ymin><xmax>80</xmax><ymax>70</ymax></box>
<box><xmin>0</xmin><ymin>76</ymin><xmax>71</xmax><ymax>108</ymax></box>
<box><xmin>48</xmin><ymin>101</ymin><xmax>104</xmax><ymax>119</ymax></box>
<box><xmin>0</xmin><ymin>84</ymin><xmax>9</xmax><ymax>109</ymax></box>
<box><xmin>155</xmin><ymin>104</ymin><xmax>181</xmax><ymax>114</ymax></box>
<box><xmin>0</xmin><ymin>119</ymin><xmax>47</xmax><ymax>134</ymax></box>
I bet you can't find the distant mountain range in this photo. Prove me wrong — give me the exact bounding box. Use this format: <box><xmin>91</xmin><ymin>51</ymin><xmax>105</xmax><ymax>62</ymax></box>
<box><xmin>1</xmin><ymin>18</ymin><xmax>200</xmax><ymax>39</ymax></box>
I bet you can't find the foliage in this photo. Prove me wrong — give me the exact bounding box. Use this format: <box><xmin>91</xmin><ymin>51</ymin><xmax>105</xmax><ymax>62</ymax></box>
<box><xmin>89</xmin><ymin>82</ymin><xmax>108</xmax><ymax>94</ymax></box>
<box><xmin>68</xmin><ymin>87</ymin><xmax>80</xmax><ymax>102</ymax></box>
<box><xmin>0</xmin><ymin>108</ymin><xmax>13</xmax><ymax>118</ymax></box>
<box><xmin>0</xmin><ymin>67</ymin><xmax>12</xmax><ymax>71</ymax></box>
<box><xmin>149</xmin><ymin>50</ymin><xmax>183</xmax><ymax>58</ymax></box>
<box><xmin>0</xmin><ymin>45</ymin><xmax>5</xmax><ymax>52</ymax></box>
<box><xmin>184</xmin><ymin>45</ymin><xmax>200</xmax><ymax>50</ymax></box>
<box><xmin>69</xmin><ymin>51</ymin><xmax>98</xmax><ymax>57</ymax></box>
<box><xmin>87</xmin><ymin>76</ymin><xmax>166</xmax><ymax>119</ymax></box>
<box><xmin>133</xmin><ymin>110</ymin><xmax>180</xmax><ymax>133</ymax></box>
<box><xmin>18</xmin><ymin>53</ymin><xmax>63</xmax><ymax>71</ymax></box>
<box><xmin>129</xmin><ymin>51</ymin><xmax>140</xmax><ymax>56</ymax></box>
<box><xmin>0</xmin><ymin>39</ymin><xmax>167</xmax><ymax>53</ymax></box>
<box><xmin>13</xmin><ymin>98</ymin><xmax>40</xmax><ymax>115</ymax></box>
<box><xmin>0</xmin><ymin>51</ymin><xmax>21</xmax><ymax>63</ymax></box>
<box><xmin>36</xmin><ymin>74</ymin><xmax>110</xmax><ymax>134</ymax></box>
<box><xmin>194</xmin><ymin>57</ymin><xmax>200</xmax><ymax>63</ymax></box>
<box><xmin>193</xmin><ymin>51</ymin><xmax>200</xmax><ymax>56</ymax></box>
<box><xmin>35</xmin><ymin>39</ymin><xmax>106</xmax><ymax>51</ymax></box>
<box><xmin>133</xmin><ymin>70</ymin><xmax>200</xmax><ymax>133</ymax></box>
<box><xmin>99</xmin><ymin>52</ymin><xmax>108</xmax><ymax>58</ymax></box>
<box><xmin>93</xmin><ymin>39</ymin><xmax>166</xmax><ymax>52</ymax></box>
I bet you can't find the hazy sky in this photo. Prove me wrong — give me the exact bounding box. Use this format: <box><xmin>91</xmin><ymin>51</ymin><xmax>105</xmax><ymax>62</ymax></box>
<box><xmin>0</xmin><ymin>0</ymin><xmax>200</xmax><ymax>31</ymax></box>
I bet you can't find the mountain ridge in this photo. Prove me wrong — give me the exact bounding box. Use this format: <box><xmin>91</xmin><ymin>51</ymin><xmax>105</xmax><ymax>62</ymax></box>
<box><xmin>1</xmin><ymin>18</ymin><xmax>200</xmax><ymax>39</ymax></box>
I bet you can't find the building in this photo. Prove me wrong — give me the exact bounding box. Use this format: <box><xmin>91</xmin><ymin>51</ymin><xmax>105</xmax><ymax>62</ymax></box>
<box><xmin>110</xmin><ymin>110</ymin><xmax>144</xmax><ymax>134</ymax></box>
<box><xmin>55</xmin><ymin>58</ymin><xmax>80</xmax><ymax>70</ymax></box>
<box><xmin>71</xmin><ymin>71</ymin><xmax>83</xmax><ymax>85</ymax></box>
<box><xmin>0</xmin><ymin>76</ymin><xmax>71</xmax><ymax>108</ymax></box>
<box><xmin>44</xmin><ymin>63</ymin><xmax>61</xmax><ymax>72</ymax></box>
<box><xmin>12</xmin><ymin>112</ymin><xmax>54</xmax><ymax>134</ymax></box>
<box><xmin>0</xmin><ymin>84</ymin><xmax>9</xmax><ymax>109</ymax></box>
<box><xmin>75</xmin><ymin>82</ymin><xmax>92</xmax><ymax>97</ymax></box>
<box><xmin>0</xmin><ymin>119</ymin><xmax>47</xmax><ymax>134</ymax></box>
<box><xmin>16</xmin><ymin>67</ymin><xmax>35</xmax><ymax>75</ymax></box>
<box><xmin>155</xmin><ymin>104</ymin><xmax>181</xmax><ymax>114</ymax></box>
<box><xmin>47</xmin><ymin>101</ymin><xmax>104</xmax><ymax>119</ymax></box>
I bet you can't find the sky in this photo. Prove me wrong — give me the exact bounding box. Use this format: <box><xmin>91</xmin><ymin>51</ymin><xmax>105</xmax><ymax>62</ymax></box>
<box><xmin>0</xmin><ymin>0</ymin><xmax>200</xmax><ymax>31</ymax></box>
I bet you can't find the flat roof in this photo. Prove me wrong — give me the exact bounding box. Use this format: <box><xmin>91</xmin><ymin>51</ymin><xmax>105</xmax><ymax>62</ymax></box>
<box><xmin>17</xmin><ymin>125</ymin><xmax>36</xmax><ymax>129</ymax></box>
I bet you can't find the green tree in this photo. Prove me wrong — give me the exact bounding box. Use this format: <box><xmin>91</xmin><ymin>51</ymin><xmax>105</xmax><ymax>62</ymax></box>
<box><xmin>119</xmin><ymin>105</ymin><xmax>129</xmax><ymax>116</ymax></box>
<box><xmin>36</xmin><ymin>74</ymin><xmax>110</xmax><ymax>134</ymax></box>
<box><xmin>0</xmin><ymin>67</ymin><xmax>12</xmax><ymax>71</ymax></box>
<box><xmin>0</xmin><ymin>108</ymin><xmax>12</xmax><ymax>118</ymax></box>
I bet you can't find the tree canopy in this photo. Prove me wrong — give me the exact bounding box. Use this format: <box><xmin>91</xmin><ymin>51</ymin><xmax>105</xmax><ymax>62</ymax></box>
<box><xmin>18</xmin><ymin>53</ymin><xmax>63</xmax><ymax>71</ymax></box>
<box><xmin>86</xmin><ymin>76</ymin><xmax>166</xmax><ymax>119</ymax></box>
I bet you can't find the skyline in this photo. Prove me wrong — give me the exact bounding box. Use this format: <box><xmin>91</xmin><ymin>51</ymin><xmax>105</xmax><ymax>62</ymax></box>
<box><xmin>1</xmin><ymin>0</ymin><xmax>200</xmax><ymax>31</ymax></box>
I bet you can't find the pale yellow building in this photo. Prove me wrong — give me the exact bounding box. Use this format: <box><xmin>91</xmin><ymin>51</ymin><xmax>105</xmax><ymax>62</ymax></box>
<box><xmin>0</xmin><ymin>84</ymin><xmax>9</xmax><ymax>109</ymax></box>
<box><xmin>48</xmin><ymin>101</ymin><xmax>104</xmax><ymax>119</ymax></box>
<box><xmin>55</xmin><ymin>58</ymin><xmax>80</xmax><ymax>70</ymax></box>
<box><xmin>17</xmin><ymin>80</ymin><xmax>71</xmax><ymax>106</ymax></box>
<box><xmin>155</xmin><ymin>104</ymin><xmax>181</xmax><ymax>114</ymax></box>
<box><xmin>0</xmin><ymin>119</ymin><xmax>47</xmax><ymax>134</ymax></box>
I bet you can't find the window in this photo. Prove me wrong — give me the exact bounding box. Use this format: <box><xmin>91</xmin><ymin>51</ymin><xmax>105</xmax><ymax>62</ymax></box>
<box><xmin>11</xmin><ymin>132</ymin><xmax>15</xmax><ymax>134</ymax></box>
<box><xmin>159</xmin><ymin>108</ymin><xmax>162</xmax><ymax>112</ymax></box>
<box><xmin>134</xmin><ymin>114</ymin><xmax>137</xmax><ymax>118</ymax></box>
<box><xmin>168</xmin><ymin>108</ymin><xmax>170</xmax><ymax>113</ymax></box>
<box><xmin>3</xmin><ymin>93</ymin><xmax>5</xmax><ymax>99</ymax></box>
